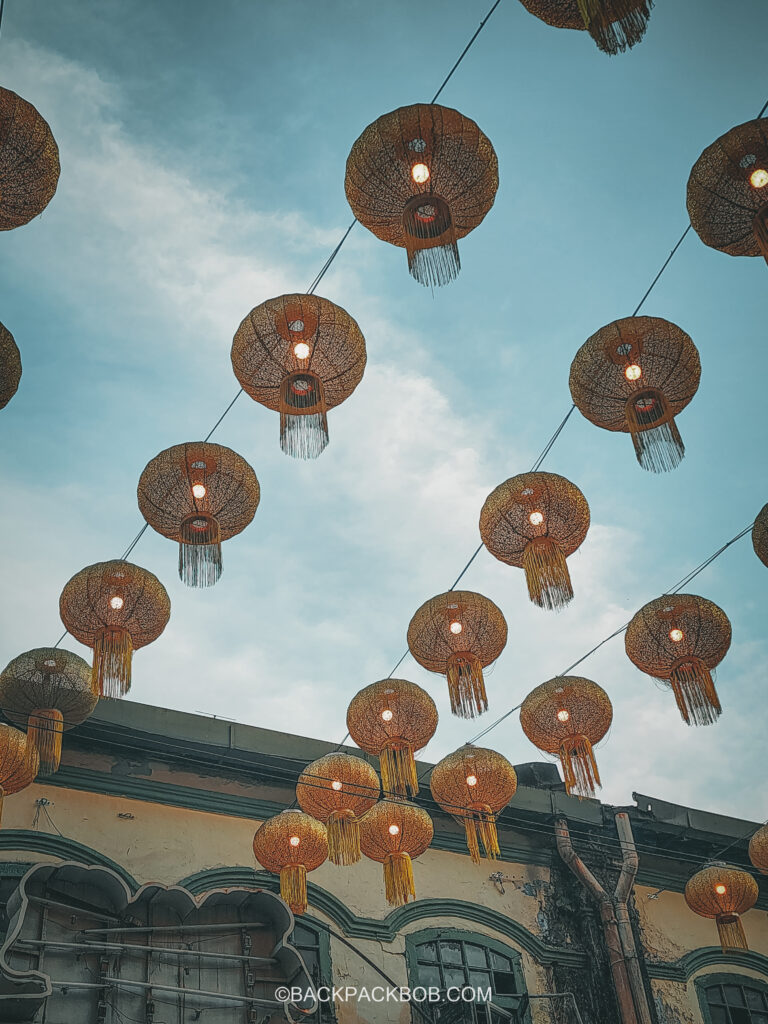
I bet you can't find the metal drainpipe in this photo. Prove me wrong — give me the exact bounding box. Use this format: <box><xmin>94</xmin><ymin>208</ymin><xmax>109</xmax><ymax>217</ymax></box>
<box><xmin>554</xmin><ymin>818</ymin><xmax>639</xmax><ymax>1024</ymax></box>
<box><xmin>614</xmin><ymin>812</ymin><xmax>654</xmax><ymax>1024</ymax></box>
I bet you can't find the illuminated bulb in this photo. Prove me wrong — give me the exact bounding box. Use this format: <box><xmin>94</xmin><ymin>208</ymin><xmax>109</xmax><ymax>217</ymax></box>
<box><xmin>289</xmin><ymin>836</ymin><xmax>301</xmax><ymax>847</ymax></box>
<box><xmin>411</xmin><ymin>163</ymin><xmax>430</xmax><ymax>184</ymax></box>
<box><xmin>715</xmin><ymin>884</ymin><xmax>727</xmax><ymax>895</ymax></box>
<box><xmin>669</xmin><ymin>628</ymin><xmax>684</xmax><ymax>643</ymax></box>
<box><xmin>388</xmin><ymin>824</ymin><xmax>400</xmax><ymax>836</ymax></box>
<box><xmin>557</xmin><ymin>709</ymin><xmax>570</xmax><ymax>723</ymax></box>
<box><xmin>109</xmin><ymin>596</ymin><xmax>124</xmax><ymax>610</ymax></box>
<box><xmin>381</xmin><ymin>709</ymin><xmax>393</xmax><ymax>722</ymax></box>
<box><xmin>192</xmin><ymin>483</ymin><xmax>206</xmax><ymax>499</ymax></box>
<box><xmin>750</xmin><ymin>168</ymin><xmax>768</xmax><ymax>188</ymax></box>
<box><xmin>293</xmin><ymin>341</ymin><xmax>310</xmax><ymax>359</ymax></box>
<box><xmin>449</xmin><ymin>621</ymin><xmax>463</xmax><ymax>635</ymax></box>
<box><xmin>466</xmin><ymin>775</ymin><xmax>478</xmax><ymax>787</ymax></box>
<box><xmin>529</xmin><ymin>511</ymin><xmax>544</xmax><ymax>526</ymax></box>
<box><xmin>625</xmin><ymin>364</ymin><xmax>642</xmax><ymax>381</ymax></box>
<box><xmin>331</xmin><ymin>780</ymin><xmax>342</xmax><ymax>791</ymax></box>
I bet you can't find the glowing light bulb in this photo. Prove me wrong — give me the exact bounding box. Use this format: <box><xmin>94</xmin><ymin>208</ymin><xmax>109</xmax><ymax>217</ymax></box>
<box><xmin>109</xmin><ymin>596</ymin><xmax>124</xmax><ymax>610</ymax></box>
<box><xmin>669</xmin><ymin>628</ymin><xmax>684</xmax><ymax>643</ymax></box>
<box><xmin>331</xmin><ymin>780</ymin><xmax>342</xmax><ymax>791</ymax></box>
<box><xmin>289</xmin><ymin>835</ymin><xmax>301</xmax><ymax>847</ymax></box>
<box><xmin>192</xmin><ymin>483</ymin><xmax>206</xmax><ymax>499</ymax></box>
<box><xmin>388</xmin><ymin>824</ymin><xmax>400</xmax><ymax>836</ymax></box>
<box><xmin>466</xmin><ymin>774</ymin><xmax>478</xmax><ymax>787</ymax></box>
<box><xmin>411</xmin><ymin>163</ymin><xmax>430</xmax><ymax>184</ymax></box>
<box><xmin>557</xmin><ymin>709</ymin><xmax>570</xmax><ymax>723</ymax></box>
<box><xmin>715</xmin><ymin>884</ymin><xmax>727</xmax><ymax>895</ymax></box>
<box><xmin>625</xmin><ymin>364</ymin><xmax>642</xmax><ymax>381</ymax></box>
<box><xmin>529</xmin><ymin>511</ymin><xmax>544</xmax><ymax>526</ymax></box>
<box><xmin>750</xmin><ymin>168</ymin><xmax>768</xmax><ymax>188</ymax></box>
<box><xmin>294</xmin><ymin>341</ymin><xmax>310</xmax><ymax>359</ymax></box>
<box><xmin>381</xmin><ymin>709</ymin><xmax>393</xmax><ymax>722</ymax></box>
<box><xmin>449</xmin><ymin>621</ymin><xmax>463</xmax><ymax>635</ymax></box>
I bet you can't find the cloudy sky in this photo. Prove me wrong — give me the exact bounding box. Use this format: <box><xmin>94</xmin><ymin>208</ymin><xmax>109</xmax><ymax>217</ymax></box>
<box><xmin>1</xmin><ymin>0</ymin><xmax>766</xmax><ymax>821</ymax></box>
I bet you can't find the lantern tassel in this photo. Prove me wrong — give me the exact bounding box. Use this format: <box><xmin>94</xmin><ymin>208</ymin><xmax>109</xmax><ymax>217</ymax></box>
<box><xmin>464</xmin><ymin>806</ymin><xmax>499</xmax><ymax>864</ymax></box>
<box><xmin>280</xmin><ymin>863</ymin><xmax>308</xmax><ymax>915</ymax></box>
<box><xmin>559</xmin><ymin>734</ymin><xmax>601</xmax><ymax>799</ymax></box>
<box><xmin>383</xmin><ymin>852</ymin><xmax>416</xmax><ymax>906</ymax></box>
<box><xmin>93</xmin><ymin>627</ymin><xmax>133</xmax><ymax>699</ymax></box>
<box><xmin>279</xmin><ymin>372</ymin><xmax>329</xmax><ymax>459</ymax></box>
<box><xmin>577</xmin><ymin>0</ymin><xmax>653</xmax><ymax>54</ymax></box>
<box><xmin>716</xmin><ymin>913</ymin><xmax>749</xmax><ymax>952</ymax></box>
<box><xmin>326</xmin><ymin>808</ymin><xmax>361</xmax><ymax>866</ymax></box>
<box><xmin>670</xmin><ymin>658</ymin><xmax>721</xmax><ymax>727</ymax></box>
<box><xmin>0</xmin><ymin>786</ymin><xmax>4</xmax><ymax>829</ymax></box>
<box><xmin>403</xmin><ymin>195</ymin><xmax>460</xmax><ymax>288</ymax></box>
<box><xmin>380</xmin><ymin>739</ymin><xmax>419</xmax><ymax>798</ymax></box>
<box><xmin>625</xmin><ymin>388</ymin><xmax>684</xmax><ymax>473</ymax></box>
<box><xmin>753</xmin><ymin>202</ymin><xmax>768</xmax><ymax>266</ymax></box>
<box><xmin>523</xmin><ymin>536</ymin><xmax>574</xmax><ymax>610</ymax></box>
<box><xmin>179</xmin><ymin>515</ymin><xmax>222</xmax><ymax>588</ymax></box>
<box><xmin>446</xmin><ymin>652</ymin><xmax>488</xmax><ymax>719</ymax></box>
<box><xmin>28</xmin><ymin>709</ymin><xmax>64</xmax><ymax>776</ymax></box>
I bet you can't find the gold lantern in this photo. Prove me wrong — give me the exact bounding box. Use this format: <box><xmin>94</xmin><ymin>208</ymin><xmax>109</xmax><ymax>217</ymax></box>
<box><xmin>625</xmin><ymin>594</ymin><xmax>731</xmax><ymax>726</ymax></box>
<box><xmin>520</xmin><ymin>676</ymin><xmax>612</xmax><ymax>798</ymax></box>
<box><xmin>358</xmin><ymin>799</ymin><xmax>433</xmax><ymax>906</ymax></box>
<box><xmin>429</xmin><ymin>745</ymin><xmax>517</xmax><ymax>863</ymax></box>
<box><xmin>752</xmin><ymin>503</ymin><xmax>768</xmax><ymax>568</ymax></box>
<box><xmin>0</xmin><ymin>648</ymin><xmax>98</xmax><ymax>775</ymax></box>
<box><xmin>0</xmin><ymin>322</ymin><xmax>21</xmax><ymax>410</ymax></box>
<box><xmin>517</xmin><ymin>0</ymin><xmax>653</xmax><ymax>54</ymax></box>
<box><xmin>296</xmin><ymin>752</ymin><xmax>380</xmax><ymax>866</ymax></box>
<box><xmin>0</xmin><ymin>87</ymin><xmax>60</xmax><ymax>230</ymax></box>
<box><xmin>252</xmin><ymin>809</ymin><xmax>328</xmax><ymax>916</ymax></box>
<box><xmin>748</xmin><ymin>825</ymin><xmax>768</xmax><ymax>876</ymax></box>
<box><xmin>0</xmin><ymin>724</ymin><xmax>39</xmax><ymax>826</ymax></box>
<box><xmin>406</xmin><ymin>590</ymin><xmax>507</xmax><ymax>719</ymax></box>
<box><xmin>569</xmin><ymin>316</ymin><xmax>701</xmax><ymax>472</ymax></box>
<box><xmin>684</xmin><ymin>863</ymin><xmax>758</xmax><ymax>952</ymax></box>
<box><xmin>346</xmin><ymin>679</ymin><xmax>437</xmax><ymax>799</ymax></box>
<box><xmin>480</xmin><ymin>471</ymin><xmax>590</xmax><ymax>610</ymax></box>
<box><xmin>231</xmin><ymin>293</ymin><xmax>366</xmax><ymax>459</ymax></box>
<box><xmin>59</xmin><ymin>560</ymin><xmax>171</xmax><ymax>698</ymax></box>
<box><xmin>345</xmin><ymin>103</ymin><xmax>498</xmax><ymax>286</ymax></box>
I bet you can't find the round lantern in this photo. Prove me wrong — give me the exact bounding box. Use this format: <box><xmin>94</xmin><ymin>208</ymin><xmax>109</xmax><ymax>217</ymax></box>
<box><xmin>752</xmin><ymin>503</ymin><xmax>768</xmax><ymax>568</ymax></box>
<box><xmin>688</xmin><ymin>119</ymin><xmax>768</xmax><ymax>266</ymax></box>
<box><xmin>252</xmin><ymin>809</ymin><xmax>328</xmax><ymax>916</ymax></box>
<box><xmin>0</xmin><ymin>724</ymin><xmax>39</xmax><ymax>826</ymax></box>
<box><xmin>346</xmin><ymin>679</ymin><xmax>437</xmax><ymax>799</ymax></box>
<box><xmin>569</xmin><ymin>316</ymin><xmax>701</xmax><ymax>473</ymax></box>
<box><xmin>406</xmin><ymin>590</ymin><xmax>507</xmax><ymax>719</ymax></box>
<box><xmin>480</xmin><ymin>472</ymin><xmax>590</xmax><ymax>610</ymax></box>
<box><xmin>59</xmin><ymin>560</ymin><xmax>171</xmax><ymax>698</ymax></box>
<box><xmin>749</xmin><ymin>825</ymin><xmax>768</xmax><ymax>875</ymax></box>
<box><xmin>0</xmin><ymin>322</ymin><xmax>21</xmax><ymax>410</ymax></box>
<box><xmin>517</xmin><ymin>0</ymin><xmax>652</xmax><ymax>54</ymax></box>
<box><xmin>520</xmin><ymin>676</ymin><xmax>612</xmax><ymax>798</ymax></box>
<box><xmin>430</xmin><ymin>745</ymin><xmax>517</xmax><ymax>863</ymax></box>
<box><xmin>0</xmin><ymin>87</ymin><xmax>60</xmax><ymax>230</ymax></box>
<box><xmin>296</xmin><ymin>752</ymin><xmax>380</xmax><ymax>866</ymax></box>
<box><xmin>685</xmin><ymin>863</ymin><xmax>758</xmax><ymax>952</ymax></box>
<box><xmin>231</xmin><ymin>293</ymin><xmax>366</xmax><ymax>459</ymax></box>
<box><xmin>359</xmin><ymin>799</ymin><xmax>433</xmax><ymax>906</ymax></box>
<box><xmin>345</xmin><ymin>103</ymin><xmax>498</xmax><ymax>287</ymax></box>
<box><xmin>138</xmin><ymin>441</ymin><xmax>260</xmax><ymax>587</ymax></box>
<box><xmin>625</xmin><ymin>594</ymin><xmax>731</xmax><ymax>727</ymax></box>
<box><xmin>0</xmin><ymin>648</ymin><xmax>97</xmax><ymax>775</ymax></box>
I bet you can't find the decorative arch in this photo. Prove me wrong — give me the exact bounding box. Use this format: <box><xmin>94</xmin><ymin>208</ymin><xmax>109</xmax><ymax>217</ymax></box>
<box><xmin>695</xmin><ymin>970</ymin><xmax>768</xmax><ymax>1024</ymax></box>
<box><xmin>0</xmin><ymin>831</ymin><xmax>139</xmax><ymax>893</ymax></box>
<box><xmin>647</xmin><ymin>948</ymin><xmax>768</xmax><ymax>983</ymax></box>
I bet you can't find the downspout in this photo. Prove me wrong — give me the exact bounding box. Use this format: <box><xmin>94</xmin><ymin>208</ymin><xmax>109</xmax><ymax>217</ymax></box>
<box><xmin>614</xmin><ymin>812</ymin><xmax>654</xmax><ymax>1024</ymax></box>
<box><xmin>555</xmin><ymin>818</ymin><xmax>639</xmax><ymax>1024</ymax></box>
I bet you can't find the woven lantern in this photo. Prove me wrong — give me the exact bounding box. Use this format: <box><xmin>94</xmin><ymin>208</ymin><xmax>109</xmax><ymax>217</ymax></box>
<box><xmin>480</xmin><ymin>472</ymin><xmax>590</xmax><ymax>610</ymax></box>
<box><xmin>0</xmin><ymin>724</ymin><xmax>39</xmax><ymax>827</ymax></box>
<box><xmin>749</xmin><ymin>825</ymin><xmax>768</xmax><ymax>875</ymax></box>
<box><xmin>570</xmin><ymin>316</ymin><xmax>701</xmax><ymax>473</ymax></box>
<box><xmin>232</xmin><ymin>293</ymin><xmax>366</xmax><ymax>459</ymax></box>
<box><xmin>625</xmin><ymin>594</ymin><xmax>731</xmax><ymax>727</ymax></box>
<box><xmin>0</xmin><ymin>322</ymin><xmax>21</xmax><ymax>410</ymax></box>
<box><xmin>520</xmin><ymin>676</ymin><xmax>612</xmax><ymax>798</ymax></box>
<box><xmin>252</xmin><ymin>810</ymin><xmax>328</xmax><ymax>916</ymax></box>
<box><xmin>407</xmin><ymin>590</ymin><xmax>507</xmax><ymax>719</ymax></box>
<box><xmin>0</xmin><ymin>87</ymin><xmax>60</xmax><ymax>230</ymax></box>
<box><xmin>346</xmin><ymin>679</ymin><xmax>437</xmax><ymax>799</ymax></box>
<box><xmin>430</xmin><ymin>745</ymin><xmax>517</xmax><ymax>863</ymax></box>
<box><xmin>138</xmin><ymin>441</ymin><xmax>260</xmax><ymax>588</ymax></box>
<box><xmin>359</xmin><ymin>799</ymin><xmax>433</xmax><ymax>906</ymax></box>
<box><xmin>0</xmin><ymin>648</ymin><xmax>97</xmax><ymax>776</ymax></box>
<box><xmin>517</xmin><ymin>0</ymin><xmax>652</xmax><ymax>54</ymax></box>
<box><xmin>685</xmin><ymin>863</ymin><xmax>758</xmax><ymax>952</ymax></box>
<box><xmin>296</xmin><ymin>752</ymin><xmax>380</xmax><ymax>866</ymax></box>
<box><xmin>688</xmin><ymin>119</ymin><xmax>768</xmax><ymax>266</ymax></box>
<box><xmin>345</xmin><ymin>103</ymin><xmax>498</xmax><ymax>287</ymax></box>
<box><xmin>59</xmin><ymin>560</ymin><xmax>171</xmax><ymax>699</ymax></box>
<box><xmin>752</xmin><ymin>503</ymin><xmax>768</xmax><ymax>568</ymax></box>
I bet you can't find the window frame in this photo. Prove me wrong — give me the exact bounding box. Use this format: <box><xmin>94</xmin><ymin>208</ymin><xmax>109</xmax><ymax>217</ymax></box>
<box><xmin>696</xmin><ymin>971</ymin><xmax>768</xmax><ymax>1024</ymax></box>
<box><xmin>291</xmin><ymin>916</ymin><xmax>336</xmax><ymax>1023</ymax></box>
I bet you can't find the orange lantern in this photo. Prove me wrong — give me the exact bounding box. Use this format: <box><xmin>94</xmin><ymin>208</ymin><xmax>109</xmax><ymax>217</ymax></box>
<box><xmin>359</xmin><ymin>799</ymin><xmax>433</xmax><ymax>906</ymax></box>
<box><xmin>748</xmin><ymin>825</ymin><xmax>768</xmax><ymax>875</ymax></box>
<box><xmin>252</xmin><ymin>810</ymin><xmax>328</xmax><ymax>916</ymax></box>
<box><xmin>296</xmin><ymin>752</ymin><xmax>380</xmax><ymax>866</ymax></box>
<box><xmin>685</xmin><ymin>863</ymin><xmax>758</xmax><ymax>951</ymax></box>
<box><xmin>0</xmin><ymin>724</ymin><xmax>39</xmax><ymax>826</ymax></box>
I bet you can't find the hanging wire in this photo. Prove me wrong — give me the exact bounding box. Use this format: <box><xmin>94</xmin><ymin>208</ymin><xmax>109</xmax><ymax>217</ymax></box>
<box><xmin>430</xmin><ymin>0</ymin><xmax>504</xmax><ymax>104</ymax></box>
<box><xmin>0</xmin><ymin>0</ymin><xmax>6</xmax><ymax>42</ymax></box>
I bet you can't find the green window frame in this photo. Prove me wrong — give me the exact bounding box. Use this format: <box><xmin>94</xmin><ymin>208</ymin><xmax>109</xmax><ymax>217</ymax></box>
<box><xmin>696</xmin><ymin>972</ymin><xmax>768</xmax><ymax>1024</ymax></box>
<box><xmin>291</xmin><ymin>918</ymin><xmax>336</xmax><ymax>1022</ymax></box>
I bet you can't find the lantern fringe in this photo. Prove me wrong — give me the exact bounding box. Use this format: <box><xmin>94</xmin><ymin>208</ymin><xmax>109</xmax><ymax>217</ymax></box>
<box><xmin>716</xmin><ymin>913</ymin><xmax>749</xmax><ymax>952</ymax></box>
<box><xmin>577</xmin><ymin>0</ymin><xmax>653</xmax><ymax>54</ymax></box>
<box><xmin>179</xmin><ymin>515</ymin><xmax>222</xmax><ymax>588</ymax></box>
<box><xmin>93</xmin><ymin>627</ymin><xmax>133</xmax><ymax>699</ymax></box>
<box><xmin>28</xmin><ymin>708</ymin><xmax>64</xmax><ymax>776</ymax></box>
<box><xmin>380</xmin><ymin>739</ymin><xmax>419</xmax><ymax>798</ymax></box>
<box><xmin>754</xmin><ymin>203</ymin><xmax>768</xmax><ymax>266</ymax></box>
<box><xmin>446</xmin><ymin>652</ymin><xmax>488</xmax><ymax>719</ymax></box>
<box><xmin>0</xmin><ymin>786</ymin><xmax>4</xmax><ymax>829</ymax></box>
<box><xmin>403</xmin><ymin>194</ymin><xmax>460</xmax><ymax>288</ymax></box>
<box><xmin>670</xmin><ymin>658</ymin><xmax>721</xmax><ymax>727</ymax></box>
<box><xmin>280</xmin><ymin>863</ymin><xmax>308</xmax><ymax>915</ymax></box>
<box><xmin>630</xmin><ymin>419</ymin><xmax>685</xmax><ymax>473</ymax></box>
<box><xmin>522</xmin><ymin>536</ymin><xmax>574</xmax><ymax>610</ymax></box>
<box><xmin>280</xmin><ymin>411</ymin><xmax>329</xmax><ymax>459</ymax></box>
<box><xmin>464</xmin><ymin>806</ymin><xmax>500</xmax><ymax>865</ymax></box>
<box><xmin>383</xmin><ymin>852</ymin><xmax>416</xmax><ymax>906</ymax></box>
<box><xmin>326</xmin><ymin>809</ymin><xmax>361</xmax><ymax>866</ymax></box>
<box><xmin>559</xmin><ymin>734</ymin><xmax>601</xmax><ymax>799</ymax></box>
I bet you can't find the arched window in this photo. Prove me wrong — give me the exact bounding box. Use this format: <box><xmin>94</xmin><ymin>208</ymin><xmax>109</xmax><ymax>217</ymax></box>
<box><xmin>698</xmin><ymin>973</ymin><xmax>768</xmax><ymax>1024</ymax></box>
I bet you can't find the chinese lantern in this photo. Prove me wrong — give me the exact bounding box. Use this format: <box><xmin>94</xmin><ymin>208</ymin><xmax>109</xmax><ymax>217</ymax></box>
<box><xmin>752</xmin><ymin>503</ymin><xmax>768</xmax><ymax>568</ymax></box>
<box><xmin>688</xmin><ymin>119</ymin><xmax>768</xmax><ymax>266</ymax></box>
<box><xmin>359</xmin><ymin>799</ymin><xmax>433</xmax><ymax>906</ymax></box>
<box><xmin>480</xmin><ymin>472</ymin><xmax>590</xmax><ymax>610</ymax></box>
<box><xmin>520</xmin><ymin>676</ymin><xmax>612</xmax><ymax>798</ymax></box>
<box><xmin>138</xmin><ymin>442</ymin><xmax>260</xmax><ymax>587</ymax></box>
<box><xmin>0</xmin><ymin>648</ymin><xmax>98</xmax><ymax>776</ymax></box>
<box><xmin>0</xmin><ymin>322</ymin><xmax>21</xmax><ymax>410</ymax></box>
<box><xmin>407</xmin><ymin>591</ymin><xmax>507</xmax><ymax>719</ymax></box>
<box><xmin>345</xmin><ymin>103</ymin><xmax>498</xmax><ymax>287</ymax></box>
<box><xmin>232</xmin><ymin>293</ymin><xmax>366</xmax><ymax>459</ymax></box>
<box><xmin>569</xmin><ymin>316</ymin><xmax>701</xmax><ymax>473</ymax></box>
<box><xmin>0</xmin><ymin>724</ymin><xmax>39</xmax><ymax>827</ymax></box>
<box><xmin>296</xmin><ymin>752</ymin><xmax>380</xmax><ymax>866</ymax></box>
<box><xmin>625</xmin><ymin>594</ymin><xmax>731</xmax><ymax>726</ymax></box>
<box><xmin>59</xmin><ymin>560</ymin><xmax>171</xmax><ymax>698</ymax></box>
<box><xmin>252</xmin><ymin>810</ymin><xmax>328</xmax><ymax>916</ymax></box>
<box><xmin>430</xmin><ymin>745</ymin><xmax>517</xmax><ymax>863</ymax></box>
<box><xmin>517</xmin><ymin>0</ymin><xmax>652</xmax><ymax>54</ymax></box>
<box><xmin>0</xmin><ymin>87</ymin><xmax>60</xmax><ymax>230</ymax></box>
<box><xmin>685</xmin><ymin>863</ymin><xmax>758</xmax><ymax>951</ymax></box>
<box><xmin>748</xmin><ymin>825</ymin><xmax>768</xmax><ymax>875</ymax></box>
<box><xmin>346</xmin><ymin>679</ymin><xmax>437</xmax><ymax>799</ymax></box>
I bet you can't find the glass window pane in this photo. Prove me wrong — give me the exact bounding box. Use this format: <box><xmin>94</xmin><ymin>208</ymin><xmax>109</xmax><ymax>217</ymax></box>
<box><xmin>417</xmin><ymin>942</ymin><xmax>438</xmax><ymax>963</ymax></box>
<box><xmin>750</xmin><ymin>1013</ymin><xmax>768</xmax><ymax>1024</ymax></box>
<box><xmin>708</xmin><ymin>1009</ymin><xmax>728</xmax><ymax>1024</ymax></box>
<box><xmin>417</xmin><ymin>964</ymin><xmax>442</xmax><ymax>989</ymax></box>
<box><xmin>728</xmin><ymin>1008</ymin><xmax>750</xmax><ymax>1024</ymax></box>
<box><xmin>493</xmin><ymin>970</ymin><xmax>519</xmax><ymax>996</ymax></box>
<box><xmin>724</xmin><ymin>987</ymin><xmax>746</xmax><ymax>1007</ymax></box>
<box><xmin>465</xmin><ymin>943</ymin><xmax>487</xmax><ymax>968</ymax></box>
<box><xmin>292</xmin><ymin>923</ymin><xmax>317</xmax><ymax>947</ymax></box>
<box><xmin>746</xmin><ymin>990</ymin><xmax>767</xmax><ymax>1010</ymax></box>
<box><xmin>490</xmin><ymin>951</ymin><xmax>512</xmax><ymax>971</ymax></box>
<box><xmin>468</xmin><ymin>969</ymin><xmax>492</xmax><ymax>993</ymax></box>
<box><xmin>444</xmin><ymin>967</ymin><xmax>467</xmax><ymax>989</ymax></box>
<box><xmin>441</xmin><ymin>941</ymin><xmax>464</xmax><ymax>965</ymax></box>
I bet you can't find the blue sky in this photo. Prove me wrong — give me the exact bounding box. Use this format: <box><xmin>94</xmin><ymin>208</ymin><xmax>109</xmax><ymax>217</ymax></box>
<box><xmin>1</xmin><ymin>0</ymin><xmax>766</xmax><ymax>819</ymax></box>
